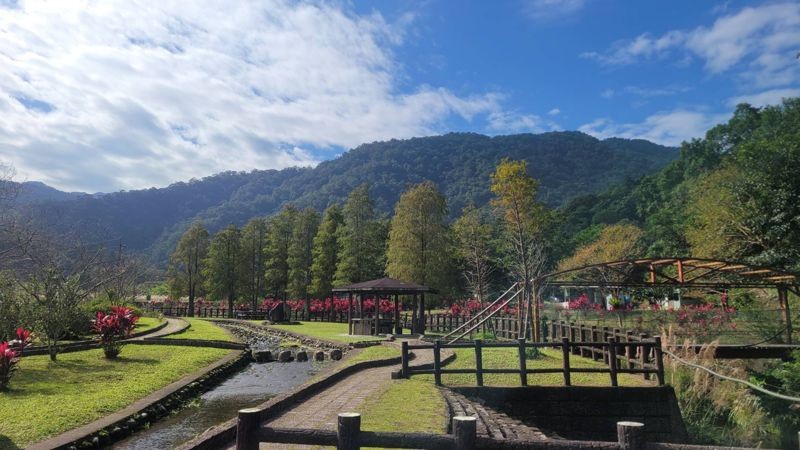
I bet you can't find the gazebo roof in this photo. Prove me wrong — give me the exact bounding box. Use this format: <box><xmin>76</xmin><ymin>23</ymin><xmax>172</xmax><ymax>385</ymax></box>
<box><xmin>332</xmin><ymin>277</ymin><xmax>436</xmax><ymax>294</ymax></box>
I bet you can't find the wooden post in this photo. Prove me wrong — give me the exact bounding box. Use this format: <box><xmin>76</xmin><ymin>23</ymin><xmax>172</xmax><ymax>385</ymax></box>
<box><xmin>570</xmin><ymin>323</ymin><xmax>579</xmax><ymax>355</ymax></box>
<box><xmin>518</xmin><ymin>338</ymin><xmax>528</xmax><ymax>386</ymax></box>
<box><xmin>348</xmin><ymin>293</ymin><xmax>353</xmax><ymax>335</ymax></box>
<box><xmin>394</xmin><ymin>294</ymin><xmax>401</xmax><ymax>334</ymax></box>
<box><xmin>420</xmin><ymin>292</ymin><xmax>426</xmax><ymax>335</ymax></box>
<box><xmin>654</xmin><ymin>336</ymin><xmax>665</xmax><ymax>386</ymax></box>
<box><xmin>638</xmin><ymin>332</ymin><xmax>649</xmax><ymax>375</ymax></box>
<box><xmin>602</xmin><ymin>327</ymin><xmax>610</xmax><ymax>364</ymax></box>
<box><xmin>474</xmin><ymin>339</ymin><xmax>484</xmax><ymax>386</ymax></box>
<box><xmin>434</xmin><ymin>340</ymin><xmax>442</xmax><ymax>386</ymax></box>
<box><xmin>401</xmin><ymin>341</ymin><xmax>409</xmax><ymax>378</ymax></box>
<box><xmin>608</xmin><ymin>337</ymin><xmax>619</xmax><ymax>387</ymax></box>
<box><xmin>626</xmin><ymin>331</ymin><xmax>635</xmax><ymax>369</ymax></box>
<box><xmin>617</xmin><ymin>421</ymin><xmax>645</xmax><ymax>450</ymax></box>
<box><xmin>337</xmin><ymin>412</ymin><xmax>361</xmax><ymax>450</ymax></box>
<box><xmin>411</xmin><ymin>294</ymin><xmax>418</xmax><ymax>334</ymax></box>
<box><xmin>453</xmin><ymin>416</ymin><xmax>477</xmax><ymax>450</ymax></box>
<box><xmin>561</xmin><ymin>337</ymin><xmax>571</xmax><ymax>386</ymax></box>
<box><xmin>236</xmin><ymin>408</ymin><xmax>260</xmax><ymax>450</ymax></box>
<box><xmin>779</xmin><ymin>286</ymin><xmax>793</xmax><ymax>344</ymax></box>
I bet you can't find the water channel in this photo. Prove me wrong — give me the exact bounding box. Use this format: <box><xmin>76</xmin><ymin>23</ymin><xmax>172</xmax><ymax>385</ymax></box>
<box><xmin>112</xmin><ymin>329</ymin><xmax>328</xmax><ymax>449</ymax></box>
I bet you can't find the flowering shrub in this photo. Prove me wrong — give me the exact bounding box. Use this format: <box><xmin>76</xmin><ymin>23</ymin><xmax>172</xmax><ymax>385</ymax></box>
<box><xmin>567</xmin><ymin>294</ymin><xmax>603</xmax><ymax>311</ymax></box>
<box><xmin>93</xmin><ymin>306</ymin><xmax>139</xmax><ymax>359</ymax></box>
<box><xmin>0</xmin><ymin>328</ymin><xmax>30</xmax><ymax>390</ymax></box>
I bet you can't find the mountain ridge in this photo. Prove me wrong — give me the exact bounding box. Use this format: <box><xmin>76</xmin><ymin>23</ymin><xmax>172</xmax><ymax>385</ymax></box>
<box><xmin>18</xmin><ymin>131</ymin><xmax>678</xmax><ymax>264</ymax></box>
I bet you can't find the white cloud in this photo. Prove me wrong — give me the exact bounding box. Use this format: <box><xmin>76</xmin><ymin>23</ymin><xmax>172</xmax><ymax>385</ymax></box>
<box><xmin>581</xmin><ymin>3</ymin><xmax>800</xmax><ymax>89</ymax></box>
<box><xmin>547</xmin><ymin>108</ymin><xmax>561</xmax><ymax>116</ymax></box>
<box><xmin>727</xmin><ymin>88</ymin><xmax>800</xmax><ymax>107</ymax></box>
<box><xmin>0</xmin><ymin>1</ymin><xmax>503</xmax><ymax>192</ymax></box>
<box><xmin>579</xmin><ymin>109</ymin><xmax>729</xmax><ymax>146</ymax></box>
<box><xmin>600</xmin><ymin>88</ymin><xmax>615</xmax><ymax>99</ymax></box>
<box><xmin>486</xmin><ymin>110</ymin><xmax>560</xmax><ymax>134</ymax></box>
<box><xmin>523</xmin><ymin>0</ymin><xmax>586</xmax><ymax>22</ymax></box>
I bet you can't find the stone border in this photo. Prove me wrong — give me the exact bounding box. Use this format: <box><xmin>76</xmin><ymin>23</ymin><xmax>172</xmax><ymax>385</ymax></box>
<box><xmin>210</xmin><ymin>319</ymin><xmax>352</xmax><ymax>350</ymax></box>
<box><xmin>130</xmin><ymin>338</ymin><xmax>247</xmax><ymax>350</ymax></box>
<box><xmin>177</xmin><ymin>350</ymin><xmax>406</xmax><ymax>450</ymax></box>
<box><xmin>21</xmin><ymin>319</ymin><xmax>172</xmax><ymax>357</ymax></box>
<box><xmin>141</xmin><ymin>317</ymin><xmax>190</xmax><ymax>338</ymax></box>
<box><xmin>29</xmin><ymin>350</ymin><xmax>251</xmax><ymax>450</ymax></box>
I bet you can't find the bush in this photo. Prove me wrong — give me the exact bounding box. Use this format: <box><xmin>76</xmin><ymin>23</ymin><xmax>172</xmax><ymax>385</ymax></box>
<box><xmin>93</xmin><ymin>306</ymin><xmax>139</xmax><ymax>359</ymax></box>
<box><xmin>0</xmin><ymin>328</ymin><xmax>31</xmax><ymax>390</ymax></box>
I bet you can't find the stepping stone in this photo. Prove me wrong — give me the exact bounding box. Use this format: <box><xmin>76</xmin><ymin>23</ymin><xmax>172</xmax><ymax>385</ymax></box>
<box><xmin>278</xmin><ymin>350</ymin><xmax>293</xmax><ymax>362</ymax></box>
<box><xmin>314</xmin><ymin>350</ymin><xmax>326</xmax><ymax>361</ymax></box>
<box><xmin>330</xmin><ymin>349</ymin><xmax>343</xmax><ymax>360</ymax></box>
<box><xmin>296</xmin><ymin>350</ymin><xmax>309</xmax><ymax>362</ymax></box>
<box><xmin>252</xmin><ymin>349</ymin><xmax>272</xmax><ymax>363</ymax></box>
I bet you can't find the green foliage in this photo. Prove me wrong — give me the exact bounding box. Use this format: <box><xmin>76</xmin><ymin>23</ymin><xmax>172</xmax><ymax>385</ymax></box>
<box><xmin>452</xmin><ymin>204</ymin><xmax>495</xmax><ymax>301</ymax></box>
<box><xmin>203</xmin><ymin>224</ymin><xmax>242</xmax><ymax>313</ymax></box>
<box><xmin>334</xmin><ymin>184</ymin><xmax>387</xmax><ymax>285</ymax></box>
<box><xmin>264</xmin><ymin>205</ymin><xmax>299</xmax><ymax>299</ymax></box>
<box><xmin>239</xmin><ymin>217</ymin><xmax>268</xmax><ymax>309</ymax></box>
<box><xmin>168</xmin><ymin>222</ymin><xmax>209</xmax><ymax>311</ymax></box>
<box><xmin>386</xmin><ymin>181</ymin><xmax>454</xmax><ymax>295</ymax></box>
<box><xmin>0</xmin><ymin>345</ymin><xmax>230</xmax><ymax>448</ymax></box>
<box><xmin>287</xmin><ymin>208</ymin><xmax>321</xmax><ymax>301</ymax></box>
<box><xmin>310</xmin><ymin>204</ymin><xmax>343</xmax><ymax>298</ymax></box>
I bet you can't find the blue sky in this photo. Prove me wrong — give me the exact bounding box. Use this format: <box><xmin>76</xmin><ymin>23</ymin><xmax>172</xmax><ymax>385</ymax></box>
<box><xmin>0</xmin><ymin>0</ymin><xmax>798</xmax><ymax>192</ymax></box>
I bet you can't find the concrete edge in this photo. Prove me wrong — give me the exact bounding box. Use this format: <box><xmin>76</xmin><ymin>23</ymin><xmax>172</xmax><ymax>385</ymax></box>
<box><xmin>130</xmin><ymin>339</ymin><xmax>247</xmax><ymax>350</ymax></box>
<box><xmin>141</xmin><ymin>317</ymin><xmax>190</xmax><ymax>339</ymax></box>
<box><xmin>176</xmin><ymin>351</ymin><xmax>404</xmax><ymax>450</ymax></box>
<box><xmin>28</xmin><ymin>349</ymin><xmax>249</xmax><ymax>450</ymax></box>
<box><xmin>20</xmin><ymin>318</ymin><xmax>171</xmax><ymax>357</ymax></box>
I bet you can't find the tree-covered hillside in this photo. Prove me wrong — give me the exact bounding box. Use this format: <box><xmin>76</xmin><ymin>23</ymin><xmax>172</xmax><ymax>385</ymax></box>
<box><xmin>558</xmin><ymin>98</ymin><xmax>800</xmax><ymax>271</ymax></box>
<box><xmin>21</xmin><ymin>131</ymin><xmax>676</xmax><ymax>264</ymax></box>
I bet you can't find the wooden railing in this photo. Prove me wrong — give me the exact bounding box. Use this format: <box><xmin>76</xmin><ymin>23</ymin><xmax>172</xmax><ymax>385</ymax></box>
<box><xmin>145</xmin><ymin>305</ymin><xmax>350</xmax><ymax>322</ymax></box>
<box><xmin>402</xmin><ymin>313</ymin><xmax>523</xmax><ymax>339</ymax></box>
<box><xmin>401</xmin><ymin>337</ymin><xmax>664</xmax><ymax>387</ymax></box>
<box><xmin>235</xmin><ymin>410</ymin><xmax>655</xmax><ymax>450</ymax></box>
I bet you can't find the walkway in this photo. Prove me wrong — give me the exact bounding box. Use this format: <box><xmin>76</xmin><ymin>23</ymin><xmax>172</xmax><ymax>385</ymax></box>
<box><xmin>127</xmin><ymin>317</ymin><xmax>188</xmax><ymax>340</ymax></box>
<box><xmin>229</xmin><ymin>340</ymin><xmax>444</xmax><ymax>450</ymax></box>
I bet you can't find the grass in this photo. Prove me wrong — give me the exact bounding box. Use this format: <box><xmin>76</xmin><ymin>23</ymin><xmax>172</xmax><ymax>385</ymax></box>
<box><xmin>165</xmin><ymin>318</ymin><xmax>234</xmax><ymax>341</ymax></box>
<box><xmin>0</xmin><ymin>345</ymin><xmax>231</xmax><ymax>449</ymax></box>
<box><xmin>419</xmin><ymin>347</ymin><xmax>649</xmax><ymax>387</ymax></box>
<box><xmin>341</xmin><ymin>344</ymin><xmax>401</xmax><ymax>367</ymax></box>
<box><xmin>359</xmin><ymin>378</ymin><xmax>447</xmax><ymax>439</ymax></box>
<box><xmin>266</xmin><ymin>321</ymin><xmax>384</xmax><ymax>344</ymax></box>
<box><xmin>133</xmin><ymin>316</ymin><xmax>163</xmax><ymax>334</ymax></box>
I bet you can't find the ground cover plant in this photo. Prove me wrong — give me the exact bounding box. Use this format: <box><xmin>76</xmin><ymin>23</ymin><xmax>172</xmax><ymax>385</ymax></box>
<box><xmin>93</xmin><ymin>306</ymin><xmax>139</xmax><ymax>358</ymax></box>
<box><xmin>0</xmin><ymin>345</ymin><xmax>230</xmax><ymax>449</ymax></box>
<box><xmin>165</xmin><ymin>318</ymin><xmax>234</xmax><ymax>341</ymax></box>
<box><xmin>266</xmin><ymin>321</ymin><xmax>384</xmax><ymax>344</ymax></box>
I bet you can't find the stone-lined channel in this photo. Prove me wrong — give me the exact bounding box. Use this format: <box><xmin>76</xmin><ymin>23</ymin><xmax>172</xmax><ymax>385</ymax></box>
<box><xmin>111</xmin><ymin>322</ymin><xmax>331</xmax><ymax>450</ymax></box>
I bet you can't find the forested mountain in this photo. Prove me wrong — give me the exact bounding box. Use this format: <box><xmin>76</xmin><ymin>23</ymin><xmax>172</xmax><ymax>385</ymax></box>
<box><xmin>558</xmin><ymin>98</ymin><xmax>800</xmax><ymax>271</ymax></box>
<box><xmin>18</xmin><ymin>131</ymin><xmax>677</xmax><ymax>264</ymax></box>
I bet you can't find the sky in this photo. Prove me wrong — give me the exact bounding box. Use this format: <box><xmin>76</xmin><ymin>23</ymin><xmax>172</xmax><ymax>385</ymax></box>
<box><xmin>1</xmin><ymin>0</ymin><xmax>798</xmax><ymax>193</ymax></box>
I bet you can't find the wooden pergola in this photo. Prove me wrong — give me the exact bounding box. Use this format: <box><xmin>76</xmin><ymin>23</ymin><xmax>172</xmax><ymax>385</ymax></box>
<box><xmin>534</xmin><ymin>257</ymin><xmax>799</xmax><ymax>343</ymax></box>
<box><xmin>332</xmin><ymin>277</ymin><xmax>436</xmax><ymax>336</ymax></box>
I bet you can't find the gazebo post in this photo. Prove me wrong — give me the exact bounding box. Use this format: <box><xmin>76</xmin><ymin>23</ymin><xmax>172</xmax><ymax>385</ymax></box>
<box><xmin>411</xmin><ymin>293</ymin><xmax>418</xmax><ymax>334</ymax></box>
<box><xmin>393</xmin><ymin>294</ymin><xmax>401</xmax><ymax>334</ymax></box>
<box><xmin>347</xmin><ymin>292</ymin><xmax>353</xmax><ymax>334</ymax></box>
<box><xmin>420</xmin><ymin>292</ymin><xmax>426</xmax><ymax>335</ymax></box>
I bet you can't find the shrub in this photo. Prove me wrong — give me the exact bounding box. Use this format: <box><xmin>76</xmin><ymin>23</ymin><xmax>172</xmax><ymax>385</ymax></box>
<box><xmin>93</xmin><ymin>306</ymin><xmax>139</xmax><ymax>359</ymax></box>
<box><xmin>0</xmin><ymin>329</ymin><xmax>30</xmax><ymax>390</ymax></box>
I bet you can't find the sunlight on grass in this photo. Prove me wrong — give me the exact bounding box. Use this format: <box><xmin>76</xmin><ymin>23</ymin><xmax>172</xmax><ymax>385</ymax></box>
<box><xmin>133</xmin><ymin>316</ymin><xmax>163</xmax><ymax>333</ymax></box>
<box><xmin>165</xmin><ymin>318</ymin><xmax>234</xmax><ymax>341</ymax></box>
<box><xmin>359</xmin><ymin>378</ymin><xmax>447</xmax><ymax>436</ymax></box>
<box><xmin>0</xmin><ymin>346</ymin><xmax>231</xmax><ymax>449</ymax></box>
<box><xmin>267</xmin><ymin>321</ymin><xmax>384</xmax><ymax>343</ymax></box>
<box><xmin>342</xmin><ymin>344</ymin><xmax>401</xmax><ymax>367</ymax></box>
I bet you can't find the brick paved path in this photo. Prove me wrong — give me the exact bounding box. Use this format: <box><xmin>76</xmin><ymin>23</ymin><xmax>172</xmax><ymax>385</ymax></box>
<box><xmin>230</xmin><ymin>340</ymin><xmax>442</xmax><ymax>450</ymax></box>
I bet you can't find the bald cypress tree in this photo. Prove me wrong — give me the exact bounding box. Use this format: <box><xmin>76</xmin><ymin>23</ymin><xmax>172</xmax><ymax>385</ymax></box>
<box><xmin>204</xmin><ymin>224</ymin><xmax>242</xmax><ymax>317</ymax></box>
<box><xmin>334</xmin><ymin>184</ymin><xmax>386</xmax><ymax>285</ymax></box>
<box><xmin>310</xmin><ymin>204</ymin><xmax>343</xmax><ymax>298</ymax></box>
<box><xmin>288</xmin><ymin>207</ymin><xmax>321</xmax><ymax>302</ymax></box>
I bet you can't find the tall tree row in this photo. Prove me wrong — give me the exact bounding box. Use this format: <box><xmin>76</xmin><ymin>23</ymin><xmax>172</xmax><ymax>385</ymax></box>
<box><xmin>168</xmin><ymin>222</ymin><xmax>209</xmax><ymax>316</ymax></box>
<box><xmin>265</xmin><ymin>206</ymin><xmax>298</xmax><ymax>300</ymax></box>
<box><xmin>310</xmin><ymin>204</ymin><xmax>343</xmax><ymax>298</ymax></box>
<box><xmin>334</xmin><ymin>184</ymin><xmax>387</xmax><ymax>285</ymax></box>
<box><xmin>288</xmin><ymin>208</ymin><xmax>321</xmax><ymax>307</ymax></box>
<box><xmin>240</xmin><ymin>217</ymin><xmax>268</xmax><ymax>310</ymax></box>
<box><xmin>203</xmin><ymin>224</ymin><xmax>242</xmax><ymax>317</ymax></box>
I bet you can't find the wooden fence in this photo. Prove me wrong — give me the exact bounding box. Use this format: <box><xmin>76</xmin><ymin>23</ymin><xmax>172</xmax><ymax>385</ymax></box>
<box><xmin>403</xmin><ymin>313</ymin><xmax>523</xmax><ymax>339</ymax></box>
<box><xmin>401</xmin><ymin>338</ymin><xmax>664</xmax><ymax>387</ymax></box>
<box><xmin>145</xmin><ymin>305</ymin><xmax>349</xmax><ymax>322</ymax></box>
<box><xmin>235</xmin><ymin>410</ymin><xmax>656</xmax><ymax>450</ymax></box>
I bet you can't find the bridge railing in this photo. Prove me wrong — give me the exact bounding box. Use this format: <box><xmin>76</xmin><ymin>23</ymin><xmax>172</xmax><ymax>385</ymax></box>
<box><xmin>401</xmin><ymin>337</ymin><xmax>664</xmax><ymax>387</ymax></box>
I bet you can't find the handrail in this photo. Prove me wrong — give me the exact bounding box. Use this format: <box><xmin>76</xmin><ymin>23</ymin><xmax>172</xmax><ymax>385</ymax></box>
<box><xmin>441</xmin><ymin>282</ymin><xmax>519</xmax><ymax>341</ymax></box>
<box><xmin>447</xmin><ymin>288</ymin><xmax>523</xmax><ymax>344</ymax></box>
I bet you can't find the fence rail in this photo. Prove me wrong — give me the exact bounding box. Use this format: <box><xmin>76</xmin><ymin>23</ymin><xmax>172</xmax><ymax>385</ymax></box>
<box><xmin>400</xmin><ymin>337</ymin><xmax>664</xmax><ymax>387</ymax></box>
<box><xmin>235</xmin><ymin>410</ymin><xmax>662</xmax><ymax>450</ymax></box>
<box><xmin>145</xmin><ymin>305</ymin><xmax>350</xmax><ymax>322</ymax></box>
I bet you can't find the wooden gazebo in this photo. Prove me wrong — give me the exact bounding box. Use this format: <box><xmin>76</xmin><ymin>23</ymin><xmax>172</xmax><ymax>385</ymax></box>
<box><xmin>332</xmin><ymin>277</ymin><xmax>436</xmax><ymax>336</ymax></box>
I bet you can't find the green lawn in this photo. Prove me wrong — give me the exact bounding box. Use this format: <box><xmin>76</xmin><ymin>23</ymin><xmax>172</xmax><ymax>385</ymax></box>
<box><xmin>419</xmin><ymin>347</ymin><xmax>649</xmax><ymax>387</ymax></box>
<box><xmin>165</xmin><ymin>318</ymin><xmax>234</xmax><ymax>341</ymax></box>
<box><xmin>359</xmin><ymin>378</ymin><xmax>447</xmax><ymax>436</ymax></box>
<box><xmin>266</xmin><ymin>321</ymin><xmax>384</xmax><ymax>344</ymax></box>
<box><xmin>0</xmin><ymin>346</ymin><xmax>231</xmax><ymax>449</ymax></box>
<box><xmin>133</xmin><ymin>316</ymin><xmax>164</xmax><ymax>334</ymax></box>
<box><xmin>342</xmin><ymin>344</ymin><xmax>401</xmax><ymax>367</ymax></box>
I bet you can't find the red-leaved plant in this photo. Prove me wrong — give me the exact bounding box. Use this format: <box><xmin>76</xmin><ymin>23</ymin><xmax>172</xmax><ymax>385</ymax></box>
<box><xmin>93</xmin><ymin>306</ymin><xmax>139</xmax><ymax>359</ymax></box>
<box><xmin>0</xmin><ymin>328</ymin><xmax>30</xmax><ymax>390</ymax></box>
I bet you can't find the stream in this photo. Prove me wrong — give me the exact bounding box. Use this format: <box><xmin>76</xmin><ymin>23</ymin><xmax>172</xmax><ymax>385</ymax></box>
<box><xmin>112</xmin><ymin>327</ymin><xmax>328</xmax><ymax>449</ymax></box>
